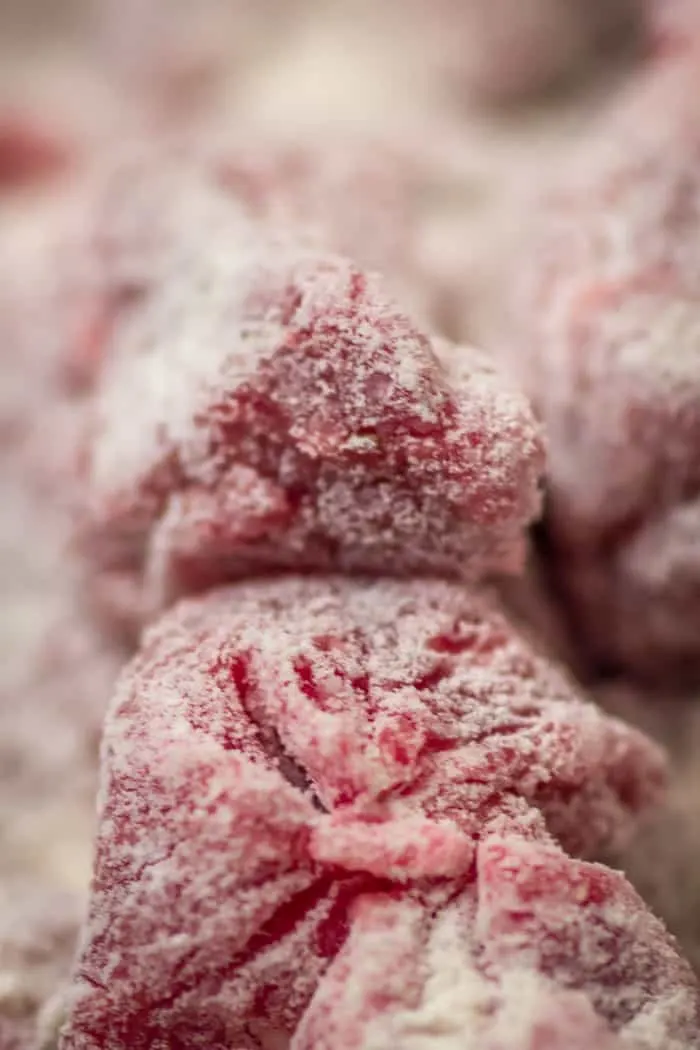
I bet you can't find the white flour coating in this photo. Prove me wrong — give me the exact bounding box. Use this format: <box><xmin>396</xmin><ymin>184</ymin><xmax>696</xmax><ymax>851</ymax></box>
<box><xmin>3</xmin><ymin>8</ymin><xmax>700</xmax><ymax>1050</ymax></box>
<box><xmin>500</xmin><ymin>94</ymin><xmax>700</xmax><ymax>677</ymax></box>
<box><xmin>60</xmin><ymin>577</ymin><xmax>686</xmax><ymax>1049</ymax></box>
<box><xmin>295</xmin><ymin>836</ymin><xmax>699</xmax><ymax>1049</ymax></box>
<box><xmin>79</xmin><ymin>233</ymin><xmax>544</xmax><ymax>627</ymax></box>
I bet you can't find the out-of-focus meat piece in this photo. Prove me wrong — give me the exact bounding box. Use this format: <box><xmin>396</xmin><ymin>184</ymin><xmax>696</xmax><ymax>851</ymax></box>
<box><xmin>59</xmin><ymin>576</ymin><xmax>673</xmax><ymax>1048</ymax></box>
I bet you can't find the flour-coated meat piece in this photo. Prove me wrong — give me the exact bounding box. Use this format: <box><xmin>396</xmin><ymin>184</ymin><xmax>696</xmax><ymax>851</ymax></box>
<box><xmin>78</xmin><ymin>240</ymin><xmax>544</xmax><ymax>626</ymax></box>
<box><xmin>59</xmin><ymin>576</ymin><xmax>667</xmax><ymax>1048</ymax></box>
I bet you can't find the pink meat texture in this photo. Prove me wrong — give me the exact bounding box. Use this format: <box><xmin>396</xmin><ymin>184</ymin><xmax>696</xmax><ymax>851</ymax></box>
<box><xmin>59</xmin><ymin>576</ymin><xmax>686</xmax><ymax>1050</ymax></box>
<box><xmin>503</xmin><ymin>77</ymin><xmax>700</xmax><ymax>681</ymax></box>
<box><xmin>52</xmin><ymin>139</ymin><xmax>474</xmax><ymax>396</ymax></box>
<box><xmin>214</xmin><ymin>133</ymin><xmax>435</xmax><ymax>315</ymax></box>
<box><xmin>294</xmin><ymin>838</ymin><xmax>699</xmax><ymax>1050</ymax></box>
<box><xmin>74</xmin><ymin>223</ymin><xmax>543</xmax><ymax>629</ymax></box>
<box><xmin>2</xmin><ymin>8</ymin><xmax>700</xmax><ymax>1050</ymax></box>
<box><xmin>56</xmin><ymin>141</ymin><xmax>412</xmax><ymax>392</ymax></box>
<box><xmin>44</xmin><ymin>156</ymin><xmax>254</xmax><ymax>397</ymax></box>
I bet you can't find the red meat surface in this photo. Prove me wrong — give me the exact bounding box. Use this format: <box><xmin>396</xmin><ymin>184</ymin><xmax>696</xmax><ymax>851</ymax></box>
<box><xmin>504</xmin><ymin>86</ymin><xmax>700</xmax><ymax>680</ymax></box>
<box><xmin>295</xmin><ymin>836</ymin><xmax>699</xmax><ymax>1049</ymax></box>
<box><xmin>76</xmin><ymin>236</ymin><xmax>543</xmax><ymax>630</ymax></box>
<box><xmin>53</xmin><ymin>138</ymin><xmax>457</xmax><ymax>395</ymax></box>
<box><xmin>59</xmin><ymin>576</ymin><xmax>673</xmax><ymax>1049</ymax></box>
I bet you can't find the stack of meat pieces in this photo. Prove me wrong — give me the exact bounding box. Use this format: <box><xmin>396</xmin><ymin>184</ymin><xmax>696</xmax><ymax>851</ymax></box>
<box><xmin>2</xmin><ymin>2</ymin><xmax>700</xmax><ymax>1047</ymax></box>
<box><xmin>9</xmin><ymin>142</ymin><xmax>688</xmax><ymax>1049</ymax></box>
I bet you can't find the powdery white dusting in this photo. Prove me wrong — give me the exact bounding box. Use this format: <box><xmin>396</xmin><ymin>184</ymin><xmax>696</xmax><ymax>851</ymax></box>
<box><xmin>213</xmin><ymin>129</ymin><xmax>426</xmax><ymax>306</ymax></box>
<box><xmin>297</xmin><ymin>837</ymin><xmax>699</xmax><ymax>1049</ymax></box>
<box><xmin>49</xmin><ymin>134</ymin><xmax>467</xmax><ymax>395</ymax></box>
<box><xmin>503</xmin><ymin>98</ymin><xmax>700</xmax><ymax>680</ymax></box>
<box><xmin>51</xmin><ymin>153</ymin><xmax>263</xmax><ymax>395</ymax></box>
<box><xmin>79</xmin><ymin>237</ymin><xmax>544</xmax><ymax>629</ymax></box>
<box><xmin>59</xmin><ymin>576</ymin><xmax>674</xmax><ymax>1049</ymax></box>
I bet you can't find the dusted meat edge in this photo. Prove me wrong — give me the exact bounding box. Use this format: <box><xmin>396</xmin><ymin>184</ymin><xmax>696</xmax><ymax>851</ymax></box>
<box><xmin>60</xmin><ymin>576</ymin><xmax>672</xmax><ymax>1049</ymax></box>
